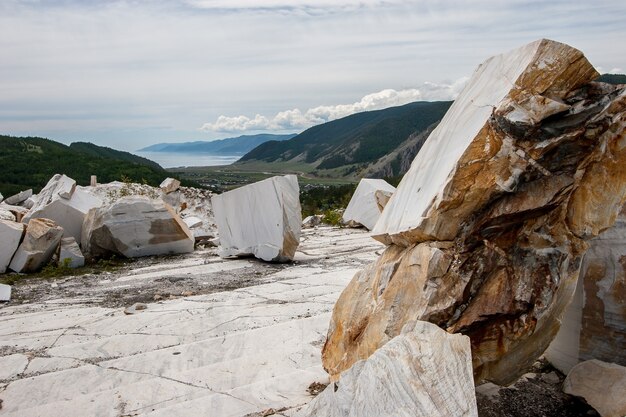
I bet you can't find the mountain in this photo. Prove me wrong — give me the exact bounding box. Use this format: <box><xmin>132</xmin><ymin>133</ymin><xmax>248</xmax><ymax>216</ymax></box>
<box><xmin>363</xmin><ymin>121</ymin><xmax>439</xmax><ymax>178</ymax></box>
<box><xmin>139</xmin><ymin>134</ymin><xmax>297</xmax><ymax>154</ymax></box>
<box><xmin>238</xmin><ymin>101</ymin><xmax>452</xmax><ymax>176</ymax></box>
<box><xmin>0</xmin><ymin>135</ymin><xmax>179</xmax><ymax>196</ymax></box>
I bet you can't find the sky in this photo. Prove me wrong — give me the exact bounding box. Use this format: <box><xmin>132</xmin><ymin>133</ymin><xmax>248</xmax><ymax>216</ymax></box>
<box><xmin>0</xmin><ymin>0</ymin><xmax>624</xmax><ymax>152</ymax></box>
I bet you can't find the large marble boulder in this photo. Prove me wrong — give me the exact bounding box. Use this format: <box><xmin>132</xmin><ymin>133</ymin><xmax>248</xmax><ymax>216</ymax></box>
<box><xmin>81</xmin><ymin>196</ymin><xmax>194</xmax><ymax>259</ymax></box>
<box><xmin>211</xmin><ymin>175</ymin><xmax>301</xmax><ymax>262</ymax></box>
<box><xmin>563</xmin><ymin>360</ymin><xmax>626</xmax><ymax>417</ymax></box>
<box><xmin>301</xmin><ymin>321</ymin><xmax>476</xmax><ymax>417</ymax></box>
<box><xmin>0</xmin><ymin>220</ymin><xmax>25</xmax><ymax>273</ymax></box>
<box><xmin>342</xmin><ymin>179</ymin><xmax>395</xmax><ymax>230</ymax></box>
<box><xmin>322</xmin><ymin>39</ymin><xmax>626</xmax><ymax>385</ymax></box>
<box><xmin>9</xmin><ymin>218</ymin><xmax>64</xmax><ymax>273</ymax></box>
<box><xmin>545</xmin><ymin>205</ymin><xmax>626</xmax><ymax>373</ymax></box>
<box><xmin>23</xmin><ymin>175</ymin><xmax>103</xmax><ymax>241</ymax></box>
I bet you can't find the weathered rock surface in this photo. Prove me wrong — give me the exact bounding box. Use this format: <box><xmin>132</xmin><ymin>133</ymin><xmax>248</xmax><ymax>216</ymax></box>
<box><xmin>322</xmin><ymin>39</ymin><xmax>626</xmax><ymax>385</ymax></box>
<box><xmin>0</xmin><ymin>220</ymin><xmax>25</xmax><ymax>273</ymax></box>
<box><xmin>9</xmin><ymin>218</ymin><xmax>64</xmax><ymax>273</ymax></box>
<box><xmin>0</xmin><ymin>283</ymin><xmax>10</xmax><ymax>301</ymax></box>
<box><xmin>212</xmin><ymin>175</ymin><xmax>301</xmax><ymax>262</ymax></box>
<box><xmin>342</xmin><ymin>179</ymin><xmax>395</xmax><ymax>230</ymax></box>
<box><xmin>160</xmin><ymin>177</ymin><xmax>181</xmax><ymax>194</ymax></box>
<box><xmin>563</xmin><ymin>360</ymin><xmax>626</xmax><ymax>417</ymax></box>
<box><xmin>81</xmin><ymin>196</ymin><xmax>194</xmax><ymax>259</ymax></box>
<box><xmin>58</xmin><ymin>237</ymin><xmax>85</xmax><ymax>268</ymax></box>
<box><xmin>4</xmin><ymin>189</ymin><xmax>32</xmax><ymax>206</ymax></box>
<box><xmin>546</xmin><ymin>205</ymin><xmax>626</xmax><ymax>373</ymax></box>
<box><xmin>301</xmin><ymin>321</ymin><xmax>476</xmax><ymax>417</ymax></box>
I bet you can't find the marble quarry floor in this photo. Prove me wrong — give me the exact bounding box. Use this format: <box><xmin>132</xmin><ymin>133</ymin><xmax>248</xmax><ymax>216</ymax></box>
<box><xmin>0</xmin><ymin>227</ymin><xmax>383</xmax><ymax>417</ymax></box>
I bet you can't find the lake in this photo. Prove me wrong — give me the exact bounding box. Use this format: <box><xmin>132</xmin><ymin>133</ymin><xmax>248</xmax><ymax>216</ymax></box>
<box><xmin>135</xmin><ymin>151</ymin><xmax>242</xmax><ymax>168</ymax></box>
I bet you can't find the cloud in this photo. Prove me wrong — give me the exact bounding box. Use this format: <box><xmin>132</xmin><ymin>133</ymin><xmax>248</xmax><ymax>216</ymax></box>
<box><xmin>610</xmin><ymin>67</ymin><xmax>624</xmax><ymax>74</ymax></box>
<box><xmin>201</xmin><ymin>80</ymin><xmax>467</xmax><ymax>132</ymax></box>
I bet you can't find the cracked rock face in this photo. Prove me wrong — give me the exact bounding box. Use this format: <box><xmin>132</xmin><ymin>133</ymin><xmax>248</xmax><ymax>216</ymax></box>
<box><xmin>81</xmin><ymin>196</ymin><xmax>194</xmax><ymax>259</ymax></box>
<box><xmin>322</xmin><ymin>39</ymin><xmax>626</xmax><ymax>385</ymax></box>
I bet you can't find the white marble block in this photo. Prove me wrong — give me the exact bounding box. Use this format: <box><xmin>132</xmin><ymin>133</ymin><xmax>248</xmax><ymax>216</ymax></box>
<box><xmin>24</xmin><ymin>175</ymin><xmax>103</xmax><ymax>242</ymax></box>
<box><xmin>212</xmin><ymin>175</ymin><xmax>301</xmax><ymax>262</ymax></box>
<box><xmin>342</xmin><ymin>179</ymin><xmax>395</xmax><ymax>230</ymax></box>
<box><xmin>0</xmin><ymin>283</ymin><xmax>10</xmax><ymax>301</ymax></box>
<box><xmin>300</xmin><ymin>321</ymin><xmax>477</xmax><ymax>417</ymax></box>
<box><xmin>0</xmin><ymin>220</ymin><xmax>25</xmax><ymax>273</ymax></box>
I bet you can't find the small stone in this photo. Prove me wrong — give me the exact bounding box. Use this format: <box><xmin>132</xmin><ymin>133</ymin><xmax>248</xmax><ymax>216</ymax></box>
<box><xmin>0</xmin><ymin>283</ymin><xmax>11</xmax><ymax>302</ymax></box>
<box><xmin>159</xmin><ymin>177</ymin><xmax>181</xmax><ymax>194</ymax></box>
<box><xmin>124</xmin><ymin>303</ymin><xmax>148</xmax><ymax>315</ymax></box>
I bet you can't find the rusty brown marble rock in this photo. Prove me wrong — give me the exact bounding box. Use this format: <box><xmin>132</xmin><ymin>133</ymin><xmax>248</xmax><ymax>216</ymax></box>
<box><xmin>322</xmin><ymin>39</ymin><xmax>626</xmax><ymax>385</ymax></box>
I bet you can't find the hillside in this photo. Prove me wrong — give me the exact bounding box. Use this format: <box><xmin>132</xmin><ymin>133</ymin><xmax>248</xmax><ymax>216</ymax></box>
<box><xmin>139</xmin><ymin>134</ymin><xmax>296</xmax><ymax>154</ymax></box>
<box><xmin>237</xmin><ymin>101</ymin><xmax>452</xmax><ymax>176</ymax></box>
<box><xmin>0</xmin><ymin>135</ymin><xmax>176</xmax><ymax>196</ymax></box>
<box><xmin>597</xmin><ymin>73</ymin><xmax>626</xmax><ymax>84</ymax></box>
<box><xmin>69</xmin><ymin>142</ymin><xmax>164</xmax><ymax>171</ymax></box>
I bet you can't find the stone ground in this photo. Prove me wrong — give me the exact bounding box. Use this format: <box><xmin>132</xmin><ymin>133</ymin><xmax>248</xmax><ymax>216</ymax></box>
<box><xmin>0</xmin><ymin>227</ymin><xmax>599</xmax><ymax>416</ymax></box>
<box><xmin>0</xmin><ymin>227</ymin><xmax>383</xmax><ymax>417</ymax></box>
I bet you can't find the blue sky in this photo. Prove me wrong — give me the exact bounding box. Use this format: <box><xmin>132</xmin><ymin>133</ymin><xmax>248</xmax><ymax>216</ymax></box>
<box><xmin>0</xmin><ymin>0</ymin><xmax>624</xmax><ymax>151</ymax></box>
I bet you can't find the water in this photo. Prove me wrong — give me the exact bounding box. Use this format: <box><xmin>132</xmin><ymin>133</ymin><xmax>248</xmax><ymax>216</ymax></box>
<box><xmin>135</xmin><ymin>151</ymin><xmax>242</xmax><ymax>168</ymax></box>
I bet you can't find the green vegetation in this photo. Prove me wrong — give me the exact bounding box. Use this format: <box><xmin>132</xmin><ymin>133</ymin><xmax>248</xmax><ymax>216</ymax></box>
<box><xmin>597</xmin><ymin>73</ymin><xmax>626</xmax><ymax>84</ymax></box>
<box><xmin>170</xmin><ymin>161</ymin><xmax>354</xmax><ymax>193</ymax></box>
<box><xmin>300</xmin><ymin>183</ymin><xmax>357</xmax><ymax>216</ymax></box>
<box><xmin>0</xmin><ymin>135</ymin><xmax>195</xmax><ymax>196</ymax></box>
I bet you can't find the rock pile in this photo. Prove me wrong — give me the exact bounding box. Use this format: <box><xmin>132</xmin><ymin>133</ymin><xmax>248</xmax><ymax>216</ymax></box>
<box><xmin>0</xmin><ymin>174</ymin><xmax>215</xmax><ymax>279</ymax></box>
<box><xmin>321</xmin><ymin>38</ymin><xmax>626</xmax><ymax>390</ymax></box>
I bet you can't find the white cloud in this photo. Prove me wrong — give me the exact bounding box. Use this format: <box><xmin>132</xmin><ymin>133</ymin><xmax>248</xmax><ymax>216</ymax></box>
<box><xmin>610</xmin><ymin>67</ymin><xmax>624</xmax><ymax>74</ymax></box>
<box><xmin>201</xmin><ymin>80</ymin><xmax>467</xmax><ymax>133</ymax></box>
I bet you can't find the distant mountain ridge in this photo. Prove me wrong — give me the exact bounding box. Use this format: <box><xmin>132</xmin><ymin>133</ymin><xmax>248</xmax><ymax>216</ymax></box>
<box><xmin>139</xmin><ymin>134</ymin><xmax>297</xmax><ymax>154</ymax></box>
<box><xmin>238</xmin><ymin>101</ymin><xmax>452</xmax><ymax>176</ymax></box>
